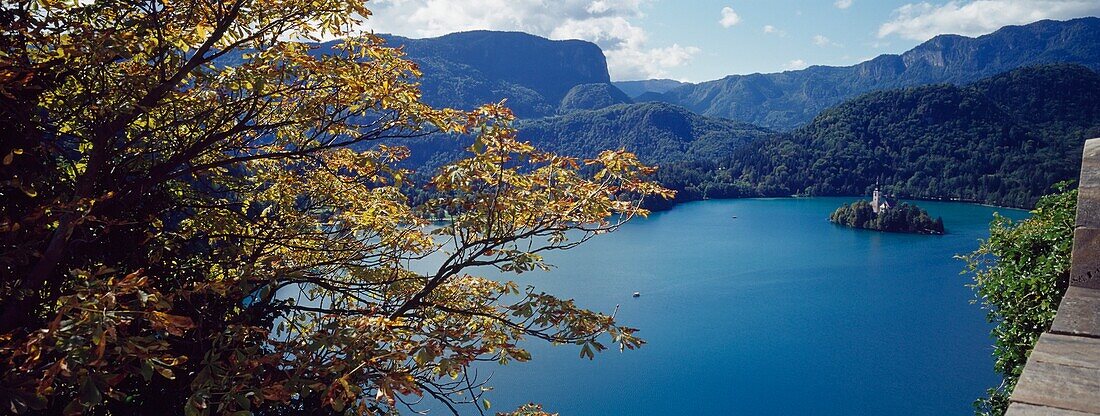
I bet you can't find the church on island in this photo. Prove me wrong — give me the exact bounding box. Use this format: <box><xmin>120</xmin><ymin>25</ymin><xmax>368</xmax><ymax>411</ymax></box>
<box><xmin>871</xmin><ymin>185</ymin><xmax>892</xmax><ymax>214</ymax></box>
<box><xmin>829</xmin><ymin>186</ymin><xmax>944</xmax><ymax>235</ymax></box>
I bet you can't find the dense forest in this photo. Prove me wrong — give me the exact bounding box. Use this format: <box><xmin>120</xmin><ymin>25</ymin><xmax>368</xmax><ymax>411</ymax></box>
<box><xmin>829</xmin><ymin>201</ymin><xmax>945</xmax><ymax>234</ymax></box>
<box><xmin>520</xmin><ymin>102</ymin><xmax>775</xmax><ymax>163</ymax></box>
<box><xmin>658</xmin><ymin>64</ymin><xmax>1100</xmax><ymax>209</ymax></box>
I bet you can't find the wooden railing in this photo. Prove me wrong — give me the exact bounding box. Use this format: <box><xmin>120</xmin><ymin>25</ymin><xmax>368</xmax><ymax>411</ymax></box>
<box><xmin>1005</xmin><ymin>138</ymin><xmax>1100</xmax><ymax>415</ymax></box>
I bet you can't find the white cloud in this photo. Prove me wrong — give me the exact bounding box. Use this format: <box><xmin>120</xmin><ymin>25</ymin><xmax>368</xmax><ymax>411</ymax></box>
<box><xmin>550</xmin><ymin>16</ymin><xmax>701</xmax><ymax>79</ymax></box>
<box><xmin>358</xmin><ymin>0</ymin><xmax>698</xmax><ymax>80</ymax></box>
<box><xmin>364</xmin><ymin>0</ymin><xmax>646</xmax><ymax>37</ymax></box>
<box><xmin>587</xmin><ymin>0</ymin><xmax>612</xmax><ymax>14</ymax></box>
<box><xmin>879</xmin><ymin>0</ymin><xmax>1100</xmax><ymax>41</ymax></box>
<box><xmin>813</xmin><ymin>34</ymin><xmax>837</xmax><ymax>47</ymax></box>
<box><xmin>835</xmin><ymin>0</ymin><xmax>854</xmax><ymax>9</ymax></box>
<box><xmin>551</xmin><ymin>16</ymin><xmax>645</xmax><ymax>51</ymax></box>
<box><xmin>720</xmin><ymin>7</ymin><xmax>742</xmax><ymax>28</ymax></box>
<box><xmin>785</xmin><ymin>59</ymin><xmax>808</xmax><ymax>70</ymax></box>
<box><xmin>604</xmin><ymin>44</ymin><xmax>702</xmax><ymax>80</ymax></box>
<box><xmin>763</xmin><ymin>24</ymin><xmax>787</xmax><ymax>36</ymax></box>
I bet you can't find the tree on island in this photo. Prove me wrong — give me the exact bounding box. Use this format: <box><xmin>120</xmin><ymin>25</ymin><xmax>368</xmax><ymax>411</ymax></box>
<box><xmin>830</xmin><ymin>200</ymin><xmax>945</xmax><ymax>234</ymax></box>
<box><xmin>0</xmin><ymin>1</ymin><xmax>670</xmax><ymax>415</ymax></box>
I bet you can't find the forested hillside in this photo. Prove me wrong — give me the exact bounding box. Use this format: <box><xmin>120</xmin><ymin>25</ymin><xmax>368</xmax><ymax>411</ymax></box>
<box><xmin>520</xmin><ymin>102</ymin><xmax>775</xmax><ymax>163</ymax></box>
<box><xmin>558</xmin><ymin>83</ymin><xmax>633</xmax><ymax>113</ymax></box>
<box><xmin>664</xmin><ymin>64</ymin><xmax>1100</xmax><ymax>208</ymax></box>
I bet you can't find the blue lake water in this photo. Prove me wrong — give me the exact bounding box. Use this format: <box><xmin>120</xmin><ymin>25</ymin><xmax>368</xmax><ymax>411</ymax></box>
<box><xmin>451</xmin><ymin>197</ymin><xmax>1027</xmax><ymax>416</ymax></box>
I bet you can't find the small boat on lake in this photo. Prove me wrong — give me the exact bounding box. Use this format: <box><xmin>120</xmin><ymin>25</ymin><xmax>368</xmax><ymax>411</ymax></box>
<box><xmin>632</xmin><ymin>291</ymin><xmax>641</xmax><ymax>298</ymax></box>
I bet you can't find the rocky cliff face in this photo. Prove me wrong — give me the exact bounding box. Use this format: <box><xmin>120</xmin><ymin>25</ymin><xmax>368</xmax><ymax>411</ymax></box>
<box><xmin>383</xmin><ymin>31</ymin><xmax>611</xmax><ymax>118</ymax></box>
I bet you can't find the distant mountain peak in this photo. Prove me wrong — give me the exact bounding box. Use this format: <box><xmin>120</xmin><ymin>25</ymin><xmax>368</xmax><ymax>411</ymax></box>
<box><xmin>612</xmin><ymin>79</ymin><xmax>691</xmax><ymax>98</ymax></box>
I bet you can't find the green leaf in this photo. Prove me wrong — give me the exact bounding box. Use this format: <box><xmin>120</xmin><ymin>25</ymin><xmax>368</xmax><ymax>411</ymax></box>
<box><xmin>63</xmin><ymin>399</ymin><xmax>83</xmax><ymax>416</ymax></box>
<box><xmin>139</xmin><ymin>361</ymin><xmax>153</xmax><ymax>381</ymax></box>
<box><xmin>234</xmin><ymin>395</ymin><xmax>251</xmax><ymax>410</ymax></box>
<box><xmin>579</xmin><ymin>343</ymin><xmax>594</xmax><ymax>360</ymax></box>
<box><xmin>332</xmin><ymin>397</ymin><xmax>345</xmax><ymax>412</ymax></box>
<box><xmin>184</xmin><ymin>403</ymin><xmax>202</xmax><ymax>416</ymax></box>
<box><xmin>79</xmin><ymin>378</ymin><xmax>101</xmax><ymax>405</ymax></box>
<box><xmin>413</xmin><ymin>347</ymin><xmax>434</xmax><ymax>366</ymax></box>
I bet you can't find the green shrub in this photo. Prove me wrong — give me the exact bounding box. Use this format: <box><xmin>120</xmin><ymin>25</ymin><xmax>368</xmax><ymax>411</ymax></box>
<box><xmin>959</xmin><ymin>183</ymin><xmax>1077</xmax><ymax>415</ymax></box>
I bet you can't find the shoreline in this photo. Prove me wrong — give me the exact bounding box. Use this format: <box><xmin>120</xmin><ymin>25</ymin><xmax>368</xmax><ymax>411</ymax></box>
<box><xmin>649</xmin><ymin>194</ymin><xmax>1032</xmax><ymax>213</ymax></box>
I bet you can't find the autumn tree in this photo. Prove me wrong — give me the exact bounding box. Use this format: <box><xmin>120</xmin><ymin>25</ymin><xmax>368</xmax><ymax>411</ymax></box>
<box><xmin>0</xmin><ymin>1</ymin><xmax>671</xmax><ymax>414</ymax></box>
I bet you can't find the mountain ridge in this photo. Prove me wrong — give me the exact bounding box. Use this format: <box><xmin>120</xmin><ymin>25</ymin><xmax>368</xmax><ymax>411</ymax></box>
<box><xmin>657</xmin><ymin>64</ymin><xmax>1100</xmax><ymax>208</ymax></box>
<box><xmin>647</xmin><ymin>17</ymin><xmax>1100</xmax><ymax>130</ymax></box>
<box><xmin>612</xmin><ymin>79</ymin><xmax>690</xmax><ymax>98</ymax></box>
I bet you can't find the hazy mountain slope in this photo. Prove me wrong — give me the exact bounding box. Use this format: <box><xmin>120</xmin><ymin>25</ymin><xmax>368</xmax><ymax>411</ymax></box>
<box><xmin>613</xmin><ymin>79</ymin><xmax>690</xmax><ymax>98</ymax></box>
<box><xmin>652</xmin><ymin>18</ymin><xmax>1100</xmax><ymax>130</ymax></box>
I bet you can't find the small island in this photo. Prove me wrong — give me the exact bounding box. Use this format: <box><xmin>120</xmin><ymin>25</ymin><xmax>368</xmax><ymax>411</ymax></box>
<box><xmin>830</xmin><ymin>187</ymin><xmax>945</xmax><ymax>235</ymax></box>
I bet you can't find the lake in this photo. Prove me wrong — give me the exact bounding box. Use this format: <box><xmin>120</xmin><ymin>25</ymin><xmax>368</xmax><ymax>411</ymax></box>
<box><xmin>454</xmin><ymin>197</ymin><xmax>1028</xmax><ymax>416</ymax></box>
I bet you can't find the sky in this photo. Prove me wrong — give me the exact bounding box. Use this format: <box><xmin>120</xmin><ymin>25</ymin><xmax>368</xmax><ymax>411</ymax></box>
<box><xmin>360</xmin><ymin>0</ymin><xmax>1100</xmax><ymax>82</ymax></box>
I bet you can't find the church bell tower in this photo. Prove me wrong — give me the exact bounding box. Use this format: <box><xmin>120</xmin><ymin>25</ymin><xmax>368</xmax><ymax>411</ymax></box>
<box><xmin>872</xmin><ymin>185</ymin><xmax>882</xmax><ymax>214</ymax></box>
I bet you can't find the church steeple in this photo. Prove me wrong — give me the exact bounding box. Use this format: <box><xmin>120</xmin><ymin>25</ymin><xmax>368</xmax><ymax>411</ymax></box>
<box><xmin>872</xmin><ymin>184</ymin><xmax>882</xmax><ymax>214</ymax></box>
<box><xmin>871</xmin><ymin>178</ymin><xmax>891</xmax><ymax>214</ymax></box>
